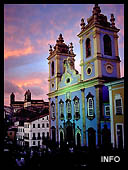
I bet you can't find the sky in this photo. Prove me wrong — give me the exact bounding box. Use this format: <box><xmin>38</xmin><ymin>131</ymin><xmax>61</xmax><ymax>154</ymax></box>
<box><xmin>4</xmin><ymin>4</ymin><xmax>124</xmax><ymax>106</ymax></box>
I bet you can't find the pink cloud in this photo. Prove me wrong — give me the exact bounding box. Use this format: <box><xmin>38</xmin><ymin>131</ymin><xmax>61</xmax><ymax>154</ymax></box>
<box><xmin>4</xmin><ymin>71</ymin><xmax>49</xmax><ymax>105</ymax></box>
<box><xmin>4</xmin><ymin>46</ymin><xmax>34</xmax><ymax>59</ymax></box>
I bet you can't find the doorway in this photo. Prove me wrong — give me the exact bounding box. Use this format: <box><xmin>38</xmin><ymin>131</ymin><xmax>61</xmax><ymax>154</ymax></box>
<box><xmin>88</xmin><ymin>128</ymin><xmax>96</xmax><ymax>149</ymax></box>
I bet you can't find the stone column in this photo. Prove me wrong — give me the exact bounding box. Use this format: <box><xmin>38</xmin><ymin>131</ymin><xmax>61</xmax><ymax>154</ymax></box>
<box><xmin>55</xmin><ymin>96</ymin><xmax>59</xmax><ymax>142</ymax></box>
<box><xmin>95</xmin><ymin>85</ymin><xmax>102</xmax><ymax>147</ymax></box>
<box><xmin>79</xmin><ymin>38</ymin><xmax>84</xmax><ymax>80</ymax></box>
<box><xmin>48</xmin><ymin>98</ymin><xmax>51</xmax><ymax>139</ymax></box>
<box><xmin>93</xmin><ymin>28</ymin><xmax>101</xmax><ymax>57</ymax></box>
<box><xmin>108</xmin><ymin>86</ymin><xmax>115</xmax><ymax>148</ymax></box>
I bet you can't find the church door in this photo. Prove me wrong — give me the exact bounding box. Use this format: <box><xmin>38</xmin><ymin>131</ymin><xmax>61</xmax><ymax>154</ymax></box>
<box><xmin>60</xmin><ymin>131</ymin><xmax>63</xmax><ymax>144</ymax></box>
<box><xmin>117</xmin><ymin>124</ymin><xmax>123</xmax><ymax>149</ymax></box>
<box><xmin>66</xmin><ymin>126</ymin><xmax>73</xmax><ymax>144</ymax></box>
<box><xmin>102</xmin><ymin>125</ymin><xmax>111</xmax><ymax>147</ymax></box>
<box><xmin>77</xmin><ymin>133</ymin><xmax>81</xmax><ymax>147</ymax></box>
<box><xmin>51</xmin><ymin>127</ymin><xmax>56</xmax><ymax>142</ymax></box>
<box><xmin>88</xmin><ymin>128</ymin><xmax>96</xmax><ymax>149</ymax></box>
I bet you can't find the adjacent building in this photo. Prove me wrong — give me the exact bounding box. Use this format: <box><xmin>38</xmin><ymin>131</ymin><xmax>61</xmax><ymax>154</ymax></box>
<box><xmin>16</xmin><ymin>114</ymin><xmax>49</xmax><ymax>148</ymax></box>
<box><xmin>105</xmin><ymin>77</ymin><xmax>124</xmax><ymax>149</ymax></box>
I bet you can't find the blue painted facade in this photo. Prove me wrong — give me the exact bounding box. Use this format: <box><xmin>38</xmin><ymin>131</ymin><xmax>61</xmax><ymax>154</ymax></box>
<box><xmin>47</xmin><ymin>4</ymin><xmax>121</xmax><ymax>148</ymax></box>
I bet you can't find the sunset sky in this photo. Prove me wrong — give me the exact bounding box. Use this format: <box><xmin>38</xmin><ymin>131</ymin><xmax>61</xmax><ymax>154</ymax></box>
<box><xmin>4</xmin><ymin>4</ymin><xmax>124</xmax><ymax>106</ymax></box>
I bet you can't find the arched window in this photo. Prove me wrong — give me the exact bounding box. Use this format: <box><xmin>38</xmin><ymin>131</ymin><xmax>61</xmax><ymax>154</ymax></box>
<box><xmin>73</xmin><ymin>96</ymin><xmax>80</xmax><ymax>120</ymax></box>
<box><xmin>51</xmin><ymin>61</ymin><xmax>54</xmax><ymax>76</ymax></box>
<box><xmin>51</xmin><ymin>101</ymin><xmax>55</xmax><ymax>120</ymax></box>
<box><xmin>66</xmin><ymin>99</ymin><xmax>72</xmax><ymax>120</ymax></box>
<box><xmin>88</xmin><ymin>98</ymin><xmax>94</xmax><ymax>116</ymax></box>
<box><xmin>86</xmin><ymin>38</ymin><xmax>91</xmax><ymax>57</ymax></box>
<box><xmin>103</xmin><ymin>35</ymin><xmax>112</xmax><ymax>56</ymax></box>
<box><xmin>86</xmin><ymin>92</ymin><xmax>95</xmax><ymax>119</ymax></box>
<box><xmin>59</xmin><ymin>99</ymin><xmax>64</xmax><ymax>120</ymax></box>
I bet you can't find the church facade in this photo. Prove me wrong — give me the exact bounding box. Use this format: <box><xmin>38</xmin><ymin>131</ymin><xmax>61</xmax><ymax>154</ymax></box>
<box><xmin>47</xmin><ymin>4</ymin><xmax>121</xmax><ymax>148</ymax></box>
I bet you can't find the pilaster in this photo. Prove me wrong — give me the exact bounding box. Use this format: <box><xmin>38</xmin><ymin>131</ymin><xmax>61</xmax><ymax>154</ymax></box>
<box><xmin>95</xmin><ymin>85</ymin><xmax>102</xmax><ymax>146</ymax></box>
<box><xmin>108</xmin><ymin>86</ymin><xmax>115</xmax><ymax>148</ymax></box>
<box><xmin>55</xmin><ymin>96</ymin><xmax>59</xmax><ymax>142</ymax></box>
<box><xmin>81</xmin><ymin>88</ymin><xmax>86</xmax><ymax>145</ymax></box>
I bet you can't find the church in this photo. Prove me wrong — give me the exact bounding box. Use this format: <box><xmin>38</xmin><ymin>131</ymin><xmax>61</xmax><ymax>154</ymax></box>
<box><xmin>47</xmin><ymin>4</ymin><xmax>122</xmax><ymax>148</ymax></box>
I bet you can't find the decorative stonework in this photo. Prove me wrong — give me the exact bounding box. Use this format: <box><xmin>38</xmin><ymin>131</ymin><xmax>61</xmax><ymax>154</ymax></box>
<box><xmin>86</xmin><ymin>64</ymin><xmax>93</xmax><ymax>75</ymax></box>
<box><xmin>104</xmin><ymin>62</ymin><xmax>114</xmax><ymax>74</ymax></box>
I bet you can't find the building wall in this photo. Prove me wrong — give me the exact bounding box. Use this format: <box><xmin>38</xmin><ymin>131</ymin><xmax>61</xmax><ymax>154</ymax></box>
<box><xmin>112</xmin><ymin>83</ymin><xmax>124</xmax><ymax>148</ymax></box>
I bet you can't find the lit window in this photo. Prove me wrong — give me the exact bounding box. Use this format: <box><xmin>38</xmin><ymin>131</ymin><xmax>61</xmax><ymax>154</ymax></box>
<box><xmin>66</xmin><ymin>99</ymin><xmax>72</xmax><ymax>120</ymax></box>
<box><xmin>88</xmin><ymin>98</ymin><xmax>94</xmax><ymax>116</ymax></box>
<box><xmin>86</xmin><ymin>92</ymin><xmax>94</xmax><ymax>118</ymax></box>
<box><xmin>73</xmin><ymin>96</ymin><xmax>80</xmax><ymax>120</ymax></box>
<box><xmin>115</xmin><ymin>98</ymin><xmax>123</xmax><ymax>115</ymax></box>
<box><xmin>51</xmin><ymin>102</ymin><xmax>55</xmax><ymax>120</ymax></box>
<box><xmin>59</xmin><ymin>99</ymin><xmax>64</xmax><ymax>120</ymax></box>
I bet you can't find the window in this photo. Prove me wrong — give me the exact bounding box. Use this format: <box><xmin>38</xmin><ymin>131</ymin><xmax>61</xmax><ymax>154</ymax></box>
<box><xmin>115</xmin><ymin>99</ymin><xmax>123</xmax><ymax>115</ymax></box>
<box><xmin>47</xmin><ymin>123</ymin><xmax>49</xmax><ymax>128</ymax></box>
<box><xmin>115</xmin><ymin>94</ymin><xmax>123</xmax><ymax>115</ymax></box>
<box><xmin>51</xmin><ymin>102</ymin><xmax>55</xmax><ymax>119</ymax></box>
<box><xmin>38</xmin><ymin>133</ymin><xmax>41</xmax><ymax>139</ymax></box>
<box><xmin>73</xmin><ymin>96</ymin><xmax>80</xmax><ymax>120</ymax></box>
<box><xmin>103</xmin><ymin>34</ymin><xmax>112</xmax><ymax>56</ymax></box>
<box><xmin>42</xmin><ymin>123</ymin><xmax>45</xmax><ymax>128</ymax></box>
<box><xmin>33</xmin><ymin>124</ymin><xmax>35</xmax><ymax>128</ymax></box>
<box><xmin>42</xmin><ymin>132</ymin><xmax>45</xmax><ymax>138</ymax></box>
<box><xmin>67</xmin><ymin>101</ymin><xmax>71</xmax><ymax>113</ymax></box>
<box><xmin>47</xmin><ymin>132</ymin><xmax>49</xmax><ymax>138</ymax></box>
<box><xmin>86</xmin><ymin>38</ymin><xmax>91</xmax><ymax>57</ymax></box>
<box><xmin>66</xmin><ymin>99</ymin><xmax>72</xmax><ymax>120</ymax></box>
<box><xmin>59</xmin><ymin>99</ymin><xmax>64</xmax><ymax>120</ymax></box>
<box><xmin>33</xmin><ymin>141</ymin><xmax>35</xmax><ymax>145</ymax></box>
<box><xmin>105</xmin><ymin>105</ymin><xmax>110</xmax><ymax>116</ymax></box>
<box><xmin>66</xmin><ymin>78</ymin><xmax>70</xmax><ymax>83</ymax></box>
<box><xmin>51</xmin><ymin>61</ymin><xmax>54</xmax><ymax>76</ymax></box>
<box><xmin>86</xmin><ymin>92</ymin><xmax>94</xmax><ymax>118</ymax></box>
<box><xmin>88</xmin><ymin>98</ymin><xmax>94</xmax><ymax>116</ymax></box>
<box><xmin>38</xmin><ymin>124</ymin><xmax>40</xmax><ymax>128</ymax></box>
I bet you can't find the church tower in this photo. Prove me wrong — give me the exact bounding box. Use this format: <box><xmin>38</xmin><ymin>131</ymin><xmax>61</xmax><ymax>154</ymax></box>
<box><xmin>78</xmin><ymin>4</ymin><xmax>121</xmax><ymax>81</ymax></box>
<box><xmin>47</xmin><ymin>34</ymin><xmax>76</xmax><ymax>142</ymax></box>
<box><xmin>47</xmin><ymin>34</ymin><xmax>76</xmax><ymax>93</ymax></box>
<box><xmin>77</xmin><ymin>4</ymin><xmax>121</xmax><ymax>147</ymax></box>
<box><xmin>24</xmin><ymin>89</ymin><xmax>31</xmax><ymax>102</ymax></box>
<box><xmin>10</xmin><ymin>92</ymin><xmax>15</xmax><ymax>105</ymax></box>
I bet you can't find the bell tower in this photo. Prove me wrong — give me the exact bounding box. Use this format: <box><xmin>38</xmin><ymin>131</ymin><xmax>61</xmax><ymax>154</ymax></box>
<box><xmin>10</xmin><ymin>92</ymin><xmax>15</xmax><ymax>105</ymax></box>
<box><xmin>78</xmin><ymin>4</ymin><xmax>121</xmax><ymax>81</ymax></box>
<box><xmin>24</xmin><ymin>89</ymin><xmax>31</xmax><ymax>102</ymax></box>
<box><xmin>47</xmin><ymin>34</ymin><xmax>76</xmax><ymax>93</ymax></box>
